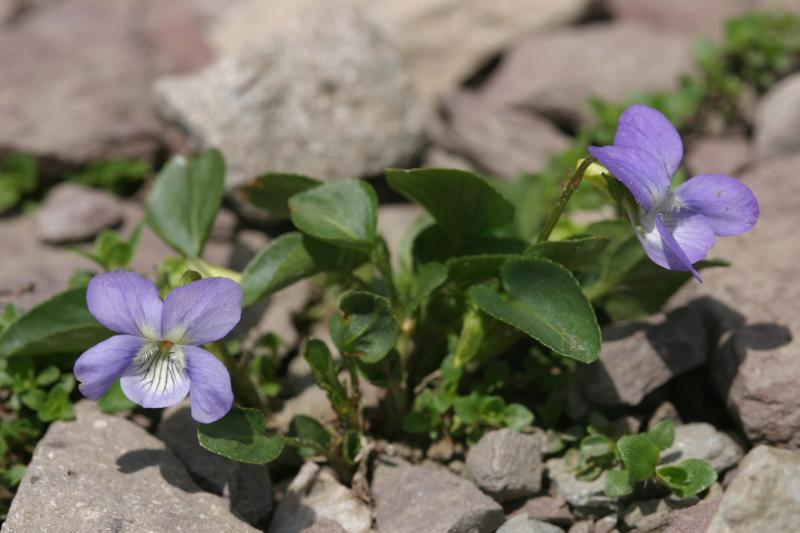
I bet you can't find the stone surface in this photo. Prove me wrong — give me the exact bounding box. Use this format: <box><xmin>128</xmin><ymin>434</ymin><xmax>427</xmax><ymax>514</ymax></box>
<box><xmin>269</xmin><ymin>462</ymin><xmax>371</xmax><ymax>533</ymax></box>
<box><xmin>707</xmin><ymin>445</ymin><xmax>800</xmax><ymax>533</ymax></box>
<box><xmin>377</xmin><ymin>203</ymin><xmax>422</xmax><ymax>268</ymax></box>
<box><xmin>466</xmin><ymin>428</ymin><xmax>543</xmax><ymax>502</ymax></box>
<box><xmin>423</xmin><ymin>147</ymin><xmax>474</xmax><ymax>172</ymax></box>
<box><xmin>212</xmin><ymin>0</ymin><xmax>592</xmax><ymax>100</ymax></box>
<box><xmin>604</xmin><ymin>0</ymin><xmax>800</xmax><ymax>37</ymax></box>
<box><xmin>35</xmin><ymin>183</ymin><xmax>122</xmax><ymax>243</ymax></box>
<box><xmin>663</xmin><ymin>498</ymin><xmax>721</xmax><ymax>533</ymax></box>
<box><xmin>592</xmin><ymin>515</ymin><xmax>617</xmax><ymax>533</ymax></box>
<box><xmin>622</xmin><ymin>496</ymin><xmax>699</xmax><ymax>532</ymax></box>
<box><xmin>437</xmin><ymin>91</ymin><xmax>570</xmax><ymax>180</ymax></box>
<box><xmin>0</xmin><ymin>0</ymin><xmax>209</xmax><ymax>167</ymax></box>
<box><xmin>155</xmin><ymin>8</ymin><xmax>426</xmax><ymax>190</ymax></box>
<box><xmin>661</xmin><ymin>423</ymin><xmax>743</xmax><ymax>473</ymax></box>
<box><xmin>158</xmin><ymin>404</ymin><xmax>272</xmax><ymax>526</ymax></box>
<box><xmin>372</xmin><ymin>458</ymin><xmax>504</xmax><ymax>533</ymax></box>
<box><xmin>545</xmin><ymin>458</ymin><xmax>619</xmax><ymax>513</ymax></box>
<box><xmin>510</xmin><ymin>495</ymin><xmax>574</xmax><ymax>527</ymax></box>
<box><xmin>301</xmin><ymin>520</ymin><xmax>347</xmax><ymax>533</ymax></box>
<box><xmin>481</xmin><ymin>23</ymin><xmax>693</xmax><ymax>127</ymax></box>
<box><xmin>670</xmin><ymin>153</ymin><xmax>800</xmax><ymax>448</ymax></box>
<box><xmin>647</xmin><ymin>401</ymin><xmax>683</xmax><ymax>431</ymax></box>
<box><xmin>754</xmin><ymin>73</ymin><xmax>800</xmax><ymax>161</ymax></box>
<box><xmin>2</xmin><ymin>401</ymin><xmax>257</xmax><ymax>532</ymax></box>
<box><xmin>498</xmin><ymin>514</ymin><xmax>565</xmax><ymax>533</ymax></box>
<box><xmin>685</xmin><ymin>136</ymin><xmax>751</xmax><ymax>177</ymax></box>
<box><xmin>577</xmin><ymin>305</ymin><xmax>707</xmax><ymax>406</ymax></box>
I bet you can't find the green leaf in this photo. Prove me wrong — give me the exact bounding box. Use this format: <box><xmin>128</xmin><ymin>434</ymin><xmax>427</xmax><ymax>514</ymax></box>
<box><xmin>289</xmin><ymin>178</ymin><xmax>378</xmax><ymax>253</ymax></box>
<box><xmin>581</xmin><ymin>434</ymin><xmax>615</xmax><ymax>458</ymax></box>
<box><xmin>330</xmin><ymin>291</ymin><xmax>398</xmax><ymax>364</ymax></box>
<box><xmin>21</xmin><ymin>389</ymin><xmax>47</xmax><ymax>411</ymax></box>
<box><xmin>242</xmin><ymin>173</ymin><xmax>321</xmax><ymax>218</ymax></box>
<box><xmin>446</xmin><ymin>254</ymin><xmax>517</xmax><ymax>285</ymax></box>
<box><xmin>656</xmin><ymin>459</ymin><xmax>717</xmax><ymax>498</ymax></box>
<box><xmin>145</xmin><ymin>149</ymin><xmax>225</xmax><ymax>257</ymax></box>
<box><xmin>197</xmin><ymin>406</ymin><xmax>286</xmax><ymax>464</ymax></box>
<box><xmin>240</xmin><ymin>232</ymin><xmax>366</xmax><ymax>306</ymax></box>
<box><xmin>646</xmin><ymin>420</ymin><xmax>676</xmax><ymax>451</ymax></box>
<box><xmin>503</xmin><ymin>403</ymin><xmax>534</xmax><ymax>431</ymax></box>
<box><xmin>402</xmin><ymin>411</ymin><xmax>431</xmax><ymax>434</ymax></box>
<box><xmin>35</xmin><ymin>366</ymin><xmax>60</xmax><ymax>387</ymax></box>
<box><xmin>525</xmin><ymin>235</ymin><xmax>610</xmax><ymax>271</ymax></box>
<box><xmin>453</xmin><ymin>395</ymin><xmax>481</xmax><ymax>426</ymax></box>
<box><xmin>0</xmin><ymin>287</ymin><xmax>111</xmax><ymax>358</ymax></box>
<box><xmin>289</xmin><ymin>415</ymin><xmax>331</xmax><ymax>457</ymax></box>
<box><xmin>37</xmin><ymin>387</ymin><xmax>75</xmax><ymax>422</ymax></box>
<box><xmin>98</xmin><ymin>381</ymin><xmax>136</xmax><ymax>414</ymax></box>
<box><xmin>386</xmin><ymin>168</ymin><xmax>514</xmax><ymax>248</ymax></box>
<box><xmin>605</xmin><ymin>468</ymin><xmax>634</xmax><ymax>497</ymax></box>
<box><xmin>2</xmin><ymin>464</ymin><xmax>27</xmax><ymax>488</ymax></box>
<box><xmin>414</xmin><ymin>262</ymin><xmax>448</xmax><ymax>301</ymax></box>
<box><xmin>469</xmin><ymin>258</ymin><xmax>600</xmax><ymax>362</ymax></box>
<box><xmin>303</xmin><ymin>340</ymin><xmax>350</xmax><ymax>415</ymax></box>
<box><xmin>342</xmin><ymin>430</ymin><xmax>362</xmax><ymax>465</ymax></box>
<box><xmin>617</xmin><ymin>434</ymin><xmax>660</xmax><ymax>482</ymax></box>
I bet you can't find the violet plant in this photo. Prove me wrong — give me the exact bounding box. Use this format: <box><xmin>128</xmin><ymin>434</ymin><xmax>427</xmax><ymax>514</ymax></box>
<box><xmin>0</xmin><ymin>105</ymin><xmax>757</xmax><ymax>498</ymax></box>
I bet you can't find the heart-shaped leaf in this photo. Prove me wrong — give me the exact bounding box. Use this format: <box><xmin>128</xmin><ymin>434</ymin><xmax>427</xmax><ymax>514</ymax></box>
<box><xmin>617</xmin><ymin>434</ymin><xmax>660</xmax><ymax>482</ymax></box>
<box><xmin>656</xmin><ymin>458</ymin><xmax>717</xmax><ymax>498</ymax></box>
<box><xmin>0</xmin><ymin>287</ymin><xmax>111</xmax><ymax>358</ymax></box>
<box><xmin>242</xmin><ymin>173</ymin><xmax>321</xmax><ymax>218</ymax></box>
<box><xmin>387</xmin><ymin>168</ymin><xmax>514</xmax><ymax>248</ymax></box>
<box><xmin>525</xmin><ymin>235</ymin><xmax>610</xmax><ymax>271</ymax></box>
<box><xmin>146</xmin><ymin>149</ymin><xmax>225</xmax><ymax>257</ymax></box>
<box><xmin>469</xmin><ymin>257</ymin><xmax>600</xmax><ymax>362</ymax></box>
<box><xmin>605</xmin><ymin>468</ymin><xmax>634</xmax><ymax>497</ymax></box>
<box><xmin>197</xmin><ymin>407</ymin><xmax>285</xmax><ymax>464</ymax></box>
<box><xmin>329</xmin><ymin>291</ymin><xmax>398</xmax><ymax>364</ymax></box>
<box><xmin>289</xmin><ymin>178</ymin><xmax>378</xmax><ymax>253</ymax></box>
<box><xmin>646</xmin><ymin>420</ymin><xmax>676</xmax><ymax>451</ymax></box>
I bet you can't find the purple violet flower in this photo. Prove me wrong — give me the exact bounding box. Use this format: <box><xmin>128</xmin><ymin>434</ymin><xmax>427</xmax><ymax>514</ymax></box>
<box><xmin>588</xmin><ymin>104</ymin><xmax>759</xmax><ymax>281</ymax></box>
<box><xmin>74</xmin><ymin>271</ymin><xmax>241</xmax><ymax>423</ymax></box>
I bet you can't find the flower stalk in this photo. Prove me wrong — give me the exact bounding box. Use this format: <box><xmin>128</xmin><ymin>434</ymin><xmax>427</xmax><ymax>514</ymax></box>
<box><xmin>537</xmin><ymin>156</ymin><xmax>596</xmax><ymax>243</ymax></box>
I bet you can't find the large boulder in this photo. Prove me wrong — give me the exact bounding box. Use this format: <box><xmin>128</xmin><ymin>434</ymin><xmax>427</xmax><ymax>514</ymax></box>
<box><xmin>672</xmin><ymin>153</ymin><xmax>800</xmax><ymax>448</ymax></box>
<box><xmin>754</xmin><ymin>73</ymin><xmax>800</xmax><ymax>161</ymax></box>
<box><xmin>707</xmin><ymin>445</ymin><xmax>800</xmax><ymax>532</ymax></box>
<box><xmin>480</xmin><ymin>23</ymin><xmax>694</xmax><ymax>127</ymax></box>
<box><xmin>155</xmin><ymin>8</ymin><xmax>426</xmax><ymax>190</ymax></box>
<box><xmin>1</xmin><ymin>401</ymin><xmax>257</xmax><ymax>532</ymax></box>
<box><xmin>212</xmin><ymin>0</ymin><xmax>593</xmax><ymax>100</ymax></box>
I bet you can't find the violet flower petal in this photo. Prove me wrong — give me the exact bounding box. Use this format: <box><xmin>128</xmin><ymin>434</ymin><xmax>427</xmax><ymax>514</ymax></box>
<box><xmin>587</xmin><ymin>145</ymin><xmax>671</xmax><ymax>211</ymax></box>
<box><xmin>74</xmin><ymin>335</ymin><xmax>146</xmax><ymax>400</ymax></box>
<box><xmin>613</xmin><ymin>104</ymin><xmax>684</xmax><ymax>176</ymax></box>
<box><xmin>183</xmin><ymin>345</ymin><xmax>234</xmax><ymax>423</ymax></box>
<box><xmin>637</xmin><ymin>212</ymin><xmax>715</xmax><ymax>281</ymax></box>
<box><xmin>86</xmin><ymin>271</ymin><xmax>163</xmax><ymax>339</ymax></box>
<box><xmin>674</xmin><ymin>173</ymin><xmax>759</xmax><ymax>236</ymax></box>
<box><xmin>161</xmin><ymin>278</ymin><xmax>242</xmax><ymax>346</ymax></box>
<box><xmin>120</xmin><ymin>344</ymin><xmax>190</xmax><ymax>408</ymax></box>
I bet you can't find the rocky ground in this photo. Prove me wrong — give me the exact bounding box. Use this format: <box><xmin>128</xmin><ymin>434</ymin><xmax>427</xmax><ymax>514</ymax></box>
<box><xmin>1</xmin><ymin>0</ymin><xmax>800</xmax><ymax>532</ymax></box>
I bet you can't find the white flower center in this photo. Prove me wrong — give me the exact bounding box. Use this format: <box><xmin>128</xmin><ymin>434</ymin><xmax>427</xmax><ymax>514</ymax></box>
<box><xmin>133</xmin><ymin>342</ymin><xmax>186</xmax><ymax>395</ymax></box>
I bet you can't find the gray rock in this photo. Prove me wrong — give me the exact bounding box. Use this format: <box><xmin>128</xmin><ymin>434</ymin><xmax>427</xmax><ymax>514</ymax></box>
<box><xmin>155</xmin><ymin>8</ymin><xmax>426</xmax><ymax>190</ymax></box>
<box><xmin>481</xmin><ymin>23</ymin><xmax>693</xmax><ymax>127</ymax></box>
<box><xmin>1</xmin><ymin>401</ymin><xmax>257</xmax><ymax>533</ymax></box>
<box><xmin>545</xmin><ymin>458</ymin><xmax>619</xmax><ymax>514</ymax></box>
<box><xmin>212</xmin><ymin>0</ymin><xmax>593</xmax><ymax>101</ymax></box>
<box><xmin>622</xmin><ymin>496</ymin><xmax>699</xmax><ymax>532</ymax></box>
<box><xmin>498</xmin><ymin>514</ymin><xmax>565</xmax><ymax>533</ymax></box>
<box><xmin>707</xmin><ymin>445</ymin><xmax>800</xmax><ymax>533</ymax></box>
<box><xmin>436</xmin><ymin>91</ymin><xmax>571</xmax><ymax>180</ymax></box>
<box><xmin>372</xmin><ymin>458</ymin><xmax>504</xmax><ymax>533</ymax></box>
<box><xmin>754</xmin><ymin>73</ymin><xmax>800</xmax><ymax>161</ymax></box>
<box><xmin>466</xmin><ymin>428</ymin><xmax>543</xmax><ymax>502</ymax></box>
<box><xmin>577</xmin><ymin>305</ymin><xmax>707</xmax><ymax>406</ymax></box>
<box><xmin>511</xmin><ymin>495</ymin><xmax>574</xmax><ymax>526</ymax></box>
<box><xmin>661</xmin><ymin>423</ymin><xmax>743</xmax><ymax>473</ymax></box>
<box><xmin>663</xmin><ymin>497</ymin><xmax>720</xmax><ymax>533</ymax></box>
<box><xmin>647</xmin><ymin>401</ymin><xmax>683</xmax><ymax>431</ymax></box>
<box><xmin>566</xmin><ymin>521</ymin><xmax>591</xmax><ymax>533</ymax></box>
<box><xmin>158</xmin><ymin>404</ymin><xmax>272</xmax><ymax>526</ymax></box>
<box><xmin>269</xmin><ymin>462</ymin><xmax>371</xmax><ymax>533</ymax></box>
<box><xmin>685</xmin><ymin>136</ymin><xmax>751</xmax><ymax>177</ymax></box>
<box><xmin>36</xmin><ymin>183</ymin><xmax>122</xmax><ymax>243</ymax></box>
<box><xmin>592</xmin><ymin>515</ymin><xmax>617</xmax><ymax>533</ymax></box>
<box><xmin>423</xmin><ymin>147</ymin><xmax>475</xmax><ymax>172</ymax></box>
<box><xmin>670</xmin><ymin>153</ymin><xmax>800</xmax><ymax>448</ymax></box>
<box><xmin>301</xmin><ymin>519</ymin><xmax>347</xmax><ymax>533</ymax></box>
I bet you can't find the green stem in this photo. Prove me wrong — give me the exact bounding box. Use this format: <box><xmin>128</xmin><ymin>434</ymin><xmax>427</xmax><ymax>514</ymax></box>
<box><xmin>372</xmin><ymin>238</ymin><xmax>398</xmax><ymax>307</ymax></box>
<box><xmin>537</xmin><ymin>156</ymin><xmax>596</xmax><ymax>243</ymax></box>
<box><xmin>343</xmin><ymin>356</ymin><xmax>363</xmax><ymax>431</ymax></box>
